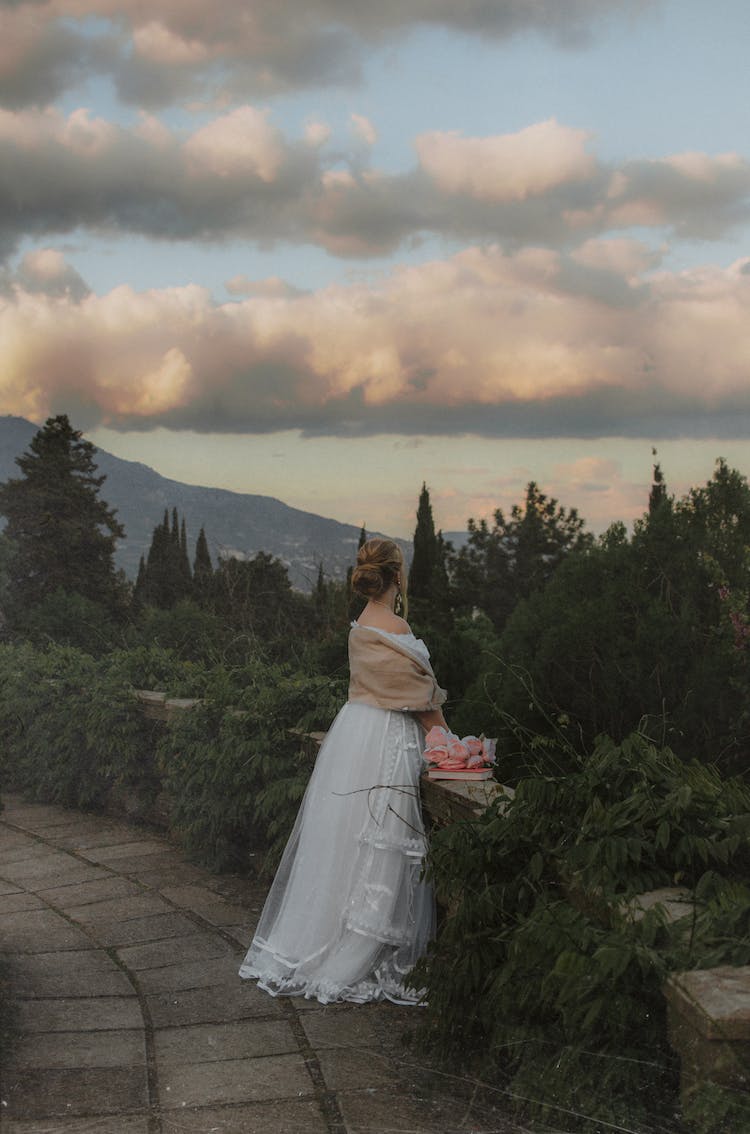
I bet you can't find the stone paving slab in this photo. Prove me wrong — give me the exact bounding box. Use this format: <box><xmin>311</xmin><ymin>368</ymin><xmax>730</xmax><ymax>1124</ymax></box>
<box><xmin>2</xmin><ymin>909</ymin><xmax>94</xmax><ymax>953</ymax></box>
<box><xmin>158</xmin><ymin>1051</ymin><xmax>314</xmax><ymax>1109</ymax></box>
<box><xmin>16</xmin><ymin>868</ymin><xmax>111</xmax><ymax>894</ymax></box>
<box><xmin>159</xmin><ymin>1099</ymin><xmax>329</xmax><ymax>1133</ymax></box>
<box><xmin>316</xmin><ymin>1045</ymin><xmax>395</xmax><ymax>1092</ymax></box>
<box><xmin>8</xmin><ymin>1028</ymin><xmax>146</xmax><ymax>1069</ymax></box>
<box><xmin>117</xmin><ymin>931</ymin><xmax>236</xmax><ymax>971</ymax></box>
<box><xmin>337</xmin><ymin>1086</ymin><xmax>472</xmax><ymax>1134</ymax></box>
<box><xmin>146</xmin><ymin>981</ymin><xmax>284</xmax><ymax>1027</ymax></box>
<box><xmin>12</xmin><ymin>966</ymin><xmax>135</xmax><ymax>999</ymax></box>
<box><xmin>3</xmin><ymin>1066</ymin><xmax>149</xmax><ymax>1119</ymax></box>
<box><xmin>4</xmin><ymin>1116</ymin><xmax>150</xmax><ymax>1134</ymax></box>
<box><xmin>0</xmin><ymin>892</ymin><xmax>46</xmax><ymax>914</ymax></box>
<box><xmin>136</xmin><ymin>955</ymin><xmax>241</xmax><ymax>995</ymax></box>
<box><xmin>301</xmin><ymin>1006</ymin><xmax>380</xmax><ymax>1049</ymax></box>
<box><xmin>0</xmin><ymin>853</ymin><xmax>95</xmax><ymax>881</ymax></box>
<box><xmin>37</xmin><ymin>876</ymin><xmax>143</xmax><ymax>908</ymax></box>
<box><xmin>10</xmin><ymin>949</ymin><xmax>120</xmax><ymax>977</ymax></box>
<box><xmin>63</xmin><ymin>892</ymin><xmax>173</xmax><ymax>925</ymax></box>
<box><xmin>53</xmin><ymin>826</ymin><xmax>153</xmax><ymax>851</ymax></box>
<box><xmin>125</xmin><ymin>863</ymin><xmax>210</xmax><ymax>889</ymax></box>
<box><xmin>154</xmin><ymin>1019</ymin><xmax>298</xmax><ymax>1066</ymax></box>
<box><xmin>159</xmin><ymin>883</ymin><xmax>250</xmax><ymax>925</ymax></box>
<box><xmin>92</xmin><ymin>911</ymin><xmax>200</xmax><ymax>947</ymax></box>
<box><xmin>79</xmin><ymin>839</ymin><xmax>169</xmax><ymax>864</ymax></box>
<box><xmin>17</xmin><ymin>996</ymin><xmax>142</xmax><ymax>1033</ymax></box>
<box><xmin>0</xmin><ymin>843</ymin><xmax>64</xmax><ymax>866</ymax></box>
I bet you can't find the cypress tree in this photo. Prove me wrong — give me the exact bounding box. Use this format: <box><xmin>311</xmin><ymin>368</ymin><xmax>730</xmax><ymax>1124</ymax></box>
<box><xmin>179</xmin><ymin>516</ymin><xmax>192</xmax><ymax>590</ymax></box>
<box><xmin>193</xmin><ymin>526</ymin><xmax>213</xmax><ymax>603</ymax></box>
<box><xmin>409</xmin><ymin>483</ymin><xmax>438</xmax><ymax>600</ymax></box>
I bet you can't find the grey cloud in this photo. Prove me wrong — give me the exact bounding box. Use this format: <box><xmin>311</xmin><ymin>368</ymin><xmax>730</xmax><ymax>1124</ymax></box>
<box><xmin>2</xmin><ymin>110</ymin><xmax>750</xmax><ymax>269</ymax></box>
<box><xmin>0</xmin><ymin>0</ymin><xmax>655</xmax><ymax>109</ymax></box>
<box><xmin>2</xmin><ymin>116</ymin><xmax>750</xmax><ymax>270</ymax></box>
<box><xmin>613</xmin><ymin>157</ymin><xmax>750</xmax><ymax>239</ymax></box>
<box><xmin>105</xmin><ymin>383</ymin><xmax>750</xmax><ymax>443</ymax></box>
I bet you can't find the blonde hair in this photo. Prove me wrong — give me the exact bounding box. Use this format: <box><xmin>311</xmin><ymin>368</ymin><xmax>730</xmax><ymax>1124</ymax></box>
<box><xmin>351</xmin><ymin>537</ymin><xmax>408</xmax><ymax>617</ymax></box>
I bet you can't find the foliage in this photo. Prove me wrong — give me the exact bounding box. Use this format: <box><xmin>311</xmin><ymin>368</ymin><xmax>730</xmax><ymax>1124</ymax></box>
<box><xmin>0</xmin><ymin>641</ymin><xmax>209</xmax><ymax>810</ymax></box>
<box><xmin>134</xmin><ymin>508</ymin><xmax>193</xmax><ymax>609</ymax></box>
<box><xmin>459</xmin><ymin>461</ymin><xmax>750</xmax><ymax>779</ymax></box>
<box><xmin>210</xmin><ymin>552</ymin><xmax>311</xmax><ymax>657</ymax></box>
<box><xmin>158</xmin><ymin>662</ymin><xmax>347</xmax><ymax>874</ymax></box>
<box><xmin>126</xmin><ymin>599</ymin><xmax>228</xmax><ymax>664</ymax></box>
<box><xmin>0</xmin><ymin>415</ymin><xmax>125</xmax><ymax>620</ymax></box>
<box><xmin>449</xmin><ymin>480</ymin><xmax>593</xmax><ymax>633</ymax></box>
<box><xmin>192</xmin><ymin>525</ymin><xmax>213</xmax><ymax>601</ymax></box>
<box><xmin>413</xmin><ymin>729</ymin><xmax>750</xmax><ymax>1131</ymax></box>
<box><xmin>14</xmin><ymin>587</ymin><xmax>121</xmax><ymax>657</ymax></box>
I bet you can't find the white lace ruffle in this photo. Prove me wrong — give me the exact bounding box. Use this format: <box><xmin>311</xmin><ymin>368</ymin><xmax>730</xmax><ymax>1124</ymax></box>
<box><xmin>239</xmin><ymin>702</ymin><xmax>434</xmax><ymax>1005</ymax></box>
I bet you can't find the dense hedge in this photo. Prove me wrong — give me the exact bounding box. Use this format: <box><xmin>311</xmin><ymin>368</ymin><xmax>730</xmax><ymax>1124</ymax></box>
<box><xmin>0</xmin><ymin>641</ymin><xmax>345</xmax><ymax>874</ymax></box>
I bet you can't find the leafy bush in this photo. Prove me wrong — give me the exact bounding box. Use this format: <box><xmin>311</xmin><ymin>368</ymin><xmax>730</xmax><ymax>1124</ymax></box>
<box><xmin>413</xmin><ymin>730</ymin><xmax>750</xmax><ymax>1131</ymax></box>
<box><xmin>159</xmin><ymin>662</ymin><xmax>347</xmax><ymax>874</ymax></box>
<box><xmin>0</xmin><ymin>642</ymin><xmax>209</xmax><ymax>811</ymax></box>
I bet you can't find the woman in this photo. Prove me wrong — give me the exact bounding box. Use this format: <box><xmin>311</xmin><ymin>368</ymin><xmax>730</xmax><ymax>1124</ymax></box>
<box><xmin>239</xmin><ymin>537</ymin><xmax>448</xmax><ymax>1004</ymax></box>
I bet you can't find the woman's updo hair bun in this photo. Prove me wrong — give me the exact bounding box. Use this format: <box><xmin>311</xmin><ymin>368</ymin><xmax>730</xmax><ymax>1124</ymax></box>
<box><xmin>351</xmin><ymin>537</ymin><xmax>403</xmax><ymax>600</ymax></box>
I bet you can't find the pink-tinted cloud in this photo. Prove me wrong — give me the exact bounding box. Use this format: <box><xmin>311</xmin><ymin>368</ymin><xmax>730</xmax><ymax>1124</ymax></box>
<box><xmin>3</xmin><ymin>243</ymin><xmax>750</xmax><ymax>440</ymax></box>
<box><xmin>416</xmin><ymin>121</ymin><xmax>595</xmax><ymax>202</ymax></box>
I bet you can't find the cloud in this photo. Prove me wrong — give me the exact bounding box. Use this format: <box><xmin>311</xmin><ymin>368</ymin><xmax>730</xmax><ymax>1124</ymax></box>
<box><xmin>0</xmin><ymin>1</ymin><xmax>652</xmax><ymax>108</ymax></box>
<box><xmin>2</xmin><ymin>107</ymin><xmax>749</xmax><ymax>262</ymax></box>
<box><xmin>15</xmin><ymin>248</ymin><xmax>91</xmax><ymax>300</ymax></box>
<box><xmin>416</xmin><ymin>121</ymin><xmax>595</xmax><ymax>202</ymax></box>
<box><xmin>350</xmin><ymin>113</ymin><xmax>378</xmax><ymax>147</ymax></box>
<box><xmin>225</xmin><ymin>275</ymin><xmax>307</xmax><ymax>298</ymax></box>
<box><xmin>3</xmin><ymin>243</ymin><xmax>750</xmax><ymax>441</ymax></box>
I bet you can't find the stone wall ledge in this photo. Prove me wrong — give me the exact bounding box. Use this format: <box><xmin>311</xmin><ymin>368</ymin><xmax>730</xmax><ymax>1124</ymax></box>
<box><xmin>664</xmin><ymin>966</ymin><xmax>750</xmax><ymax>1102</ymax></box>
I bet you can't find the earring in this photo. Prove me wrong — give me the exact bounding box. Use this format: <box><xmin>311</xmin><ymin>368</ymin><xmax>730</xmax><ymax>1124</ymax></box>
<box><xmin>394</xmin><ymin>587</ymin><xmax>403</xmax><ymax>617</ymax></box>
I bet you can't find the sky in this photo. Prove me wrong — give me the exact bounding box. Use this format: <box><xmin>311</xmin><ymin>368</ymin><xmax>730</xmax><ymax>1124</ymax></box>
<box><xmin>2</xmin><ymin>0</ymin><xmax>750</xmax><ymax>539</ymax></box>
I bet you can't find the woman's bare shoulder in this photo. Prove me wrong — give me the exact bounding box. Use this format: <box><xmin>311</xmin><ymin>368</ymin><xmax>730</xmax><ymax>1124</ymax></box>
<box><xmin>356</xmin><ymin>611</ymin><xmax>412</xmax><ymax>636</ymax></box>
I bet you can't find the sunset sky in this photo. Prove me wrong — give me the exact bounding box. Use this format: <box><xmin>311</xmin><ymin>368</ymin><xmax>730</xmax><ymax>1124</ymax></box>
<box><xmin>2</xmin><ymin>0</ymin><xmax>750</xmax><ymax>538</ymax></box>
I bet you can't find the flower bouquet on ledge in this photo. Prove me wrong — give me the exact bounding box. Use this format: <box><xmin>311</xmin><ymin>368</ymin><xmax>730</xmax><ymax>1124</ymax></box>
<box><xmin>422</xmin><ymin>727</ymin><xmax>497</xmax><ymax>780</ymax></box>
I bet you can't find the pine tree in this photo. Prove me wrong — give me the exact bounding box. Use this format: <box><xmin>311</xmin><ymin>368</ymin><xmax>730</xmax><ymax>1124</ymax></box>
<box><xmin>0</xmin><ymin>415</ymin><xmax>124</xmax><ymax>614</ymax></box>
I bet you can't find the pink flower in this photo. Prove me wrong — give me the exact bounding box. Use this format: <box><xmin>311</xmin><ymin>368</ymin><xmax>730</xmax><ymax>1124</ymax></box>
<box><xmin>424</xmin><ymin>744</ymin><xmax>450</xmax><ymax>766</ymax></box>
<box><xmin>446</xmin><ymin>737</ymin><xmax>470</xmax><ymax>762</ymax></box>
<box><xmin>424</xmin><ymin>726</ymin><xmax>450</xmax><ymax>749</ymax></box>
<box><xmin>422</xmin><ymin>727</ymin><xmax>498</xmax><ymax>771</ymax></box>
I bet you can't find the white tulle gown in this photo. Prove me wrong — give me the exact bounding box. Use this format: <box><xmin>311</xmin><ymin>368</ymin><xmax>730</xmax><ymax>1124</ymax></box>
<box><xmin>239</xmin><ymin>627</ymin><xmax>436</xmax><ymax>1004</ymax></box>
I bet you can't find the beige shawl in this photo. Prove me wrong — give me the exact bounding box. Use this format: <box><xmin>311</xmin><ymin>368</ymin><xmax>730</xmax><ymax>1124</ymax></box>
<box><xmin>347</xmin><ymin>624</ymin><xmax>447</xmax><ymax>713</ymax></box>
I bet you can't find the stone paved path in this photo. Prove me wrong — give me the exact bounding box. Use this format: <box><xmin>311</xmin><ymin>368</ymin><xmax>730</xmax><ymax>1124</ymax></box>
<box><xmin>0</xmin><ymin>795</ymin><xmax>519</xmax><ymax>1134</ymax></box>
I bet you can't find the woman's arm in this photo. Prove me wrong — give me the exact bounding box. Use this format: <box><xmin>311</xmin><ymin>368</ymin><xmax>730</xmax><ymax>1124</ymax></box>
<box><xmin>412</xmin><ymin>707</ymin><xmax>449</xmax><ymax>733</ymax></box>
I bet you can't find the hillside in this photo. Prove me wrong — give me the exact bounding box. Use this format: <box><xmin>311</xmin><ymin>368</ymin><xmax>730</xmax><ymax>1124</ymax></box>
<box><xmin>0</xmin><ymin>417</ymin><xmax>407</xmax><ymax>590</ymax></box>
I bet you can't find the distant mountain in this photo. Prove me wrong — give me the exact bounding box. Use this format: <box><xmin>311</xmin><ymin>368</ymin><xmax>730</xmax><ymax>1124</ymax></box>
<box><xmin>0</xmin><ymin>416</ymin><xmax>408</xmax><ymax>590</ymax></box>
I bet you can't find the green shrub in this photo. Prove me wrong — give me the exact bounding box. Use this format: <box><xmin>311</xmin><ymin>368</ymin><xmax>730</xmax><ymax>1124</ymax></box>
<box><xmin>413</xmin><ymin>730</ymin><xmax>750</xmax><ymax>1132</ymax></box>
<box><xmin>0</xmin><ymin>642</ymin><xmax>208</xmax><ymax>811</ymax></box>
<box><xmin>159</xmin><ymin>662</ymin><xmax>347</xmax><ymax>874</ymax></box>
